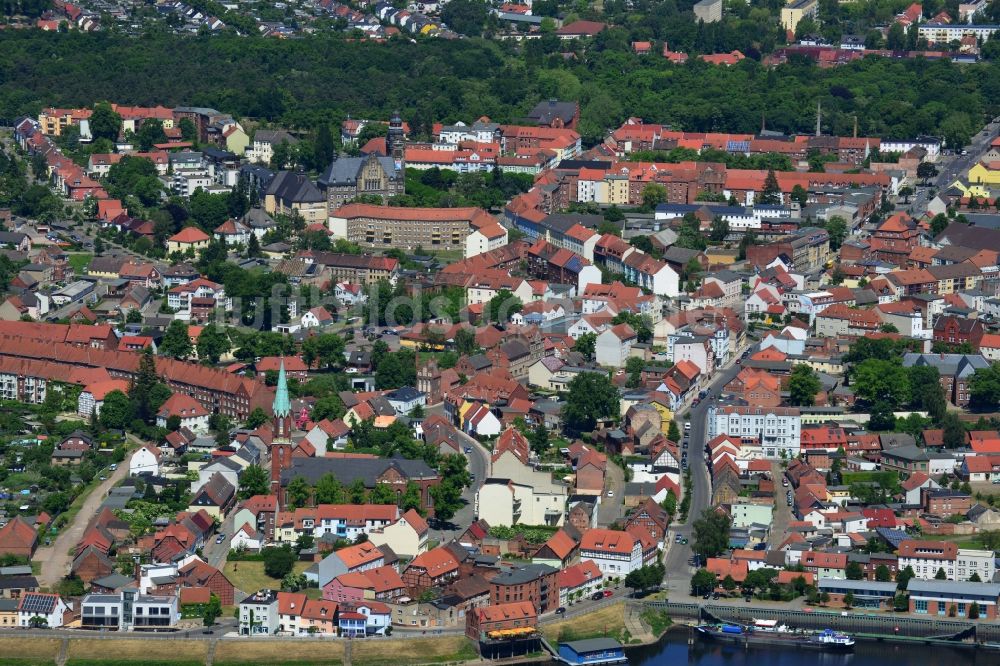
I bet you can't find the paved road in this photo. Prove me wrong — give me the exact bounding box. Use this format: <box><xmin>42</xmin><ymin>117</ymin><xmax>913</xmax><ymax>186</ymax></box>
<box><xmin>662</xmin><ymin>347</ymin><xmax>753</xmax><ymax>597</ymax></box>
<box><xmin>596</xmin><ymin>457</ymin><xmax>625</xmax><ymax>527</ymax></box>
<box><xmin>907</xmin><ymin>119</ymin><xmax>1000</xmax><ymax>216</ymax></box>
<box><xmin>35</xmin><ymin>453</ymin><xmax>133</xmax><ymax>588</ymax></box>
<box><xmin>770</xmin><ymin>461</ymin><xmax>792</xmax><ymax>549</ymax></box>
<box><xmin>424</xmin><ymin>402</ymin><xmax>488</xmax><ymax>544</ymax></box>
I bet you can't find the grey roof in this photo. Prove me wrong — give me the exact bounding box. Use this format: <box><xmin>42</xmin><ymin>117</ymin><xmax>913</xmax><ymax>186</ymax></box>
<box><xmin>387</xmin><ymin>386</ymin><xmax>424</xmax><ymax>402</ymax></box>
<box><xmin>317</xmin><ymin>153</ymin><xmax>400</xmax><ymax>188</ymax></box>
<box><xmin>903</xmin><ymin>353</ymin><xmax>990</xmax><ymax>379</ymax></box>
<box><xmin>491</xmin><ymin>563</ymin><xmax>558</xmax><ymax>585</ymax></box>
<box><xmin>253</xmin><ymin>129</ymin><xmax>299</xmax><ymax>145</ymax></box>
<box><xmin>817</xmin><ymin>578</ymin><xmax>897</xmax><ymax>594</ymax></box>
<box><xmin>92</xmin><ymin>573</ymin><xmax>134</xmax><ymax>589</ymax></box>
<box><xmin>0</xmin><ymin>575</ymin><xmax>37</xmax><ymax>589</ymax></box>
<box><xmin>562</xmin><ymin>638</ymin><xmax>623</xmax><ymax>653</ymax></box>
<box><xmin>527</xmin><ymin>100</ymin><xmax>577</xmax><ymax>126</ymax></box>
<box><xmin>908</xmin><ymin>579</ymin><xmax>1000</xmax><ymax>599</ymax></box>
<box><xmin>266</xmin><ymin>171</ymin><xmax>324</xmax><ymax>204</ymax></box>
<box><xmin>280</xmin><ymin>456</ymin><xmax>437</xmax><ymax>487</ymax></box>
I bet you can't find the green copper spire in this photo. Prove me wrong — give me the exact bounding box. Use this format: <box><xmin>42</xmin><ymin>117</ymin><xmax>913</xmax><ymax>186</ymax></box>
<box><xmin>272</xmin><ymin>357</ymin><xmax>291</xmax><ymax>418</ymax></box>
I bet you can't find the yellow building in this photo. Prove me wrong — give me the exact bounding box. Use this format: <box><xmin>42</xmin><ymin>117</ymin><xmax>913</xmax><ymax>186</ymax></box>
<box><xmin>166</xmin><ymin>227</ymin><xmax>211</xmax><ymax>255</ymax></box>
<box><xmin>781</xmin><ymin>0</ymin><xmax>818</xmax><ymax>32</ymax></box>
<box><xmin>606</xmin><ymin>175</ymin><xmax>631</xmax><ymax>205</ymax></box>
<box><xmin>225</xmin><ymin>126</ymin><xmax>250</xmax><ymax>156</ymax></box>
<box><xmin>967</xmin><ymin>161</ymin><xmax>1000</xmax><ymax>186</ymax></box>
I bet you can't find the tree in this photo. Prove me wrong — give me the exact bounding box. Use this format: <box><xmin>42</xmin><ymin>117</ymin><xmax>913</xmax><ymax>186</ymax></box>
<box><xmin>89</xmin><ymin>102</ymin><xmax>122</xmax><ymax>141</ymax></box>
<box><xmin>285</xmin><ymin>477</ymin><xmax>311</xmax><ymax>509</ymax></box>
<box><xmin>709</xmin><ymin>217</ymin><xmax>729</xmax><ymax>242</ymax></box>
<box><xmin>758</xmin><ymin>169</ymin><xmax>781</xmax><ymax>205</ymax></box>
<box><xmin>824</xmin><ymin>216</ymin><xmax>848</xmax><ymax>250</ymax></box>
<box><xmin>454</xmin><ymin>327</ymin><xmax>477</xmax><ymax>356</ymax></box>
<box><xmin>851</xmin><ymin>359</ymin><xmax>910</xmax><ymax>408</ymax></box>
<box><xmin>485</xmin><ymin>289</ymin><xmax>523</xmax><ymax>324</ymax></box>
<box><xmin>667</xmin><ymin>420</ymin><xmax>680</xmax><ymax>442</ymax></box>
<box><xmin>238</xmin><ymin>464</ymin><xmax>269</xmax><ymax>499</ymax></box>
<box><xmin>314</xmin><ymin>474</ymin><xmax>347</xmax><ymax>504</ymax></box>
<box><xmin>136</xmin><ymin>119</ymin><xmax>167</xmax><ymax>151</ymax></box>
<box><xmin>400</xmin><ymin>481</ymin><xmax>422</xmax><ymax>514</ymax></box>
<box><xmin>197</xmin><ymin>325</ymin><xmax>230</xmax><ymax>364</ymax></box>
<box><xmin>886</xmin><ymin>22</ymin><xmax>906</xmax><ymax>49</ymax></box>
<box><xmin>930</xmin><ymin>213</ymin><xmax>950</xmax><ymax>237</ymax></box>
<box><xmin>246</xmin><ymin>407</ymin><xmax>270</xmax><ymax>430</ymax></box>
<box><xmin>970</xmin><ymin>572</ymin><xmax>982</xmax><ymax>582</ymax></box>
<box><xmin>788</xmin><ymin>364</ymin><xmax>821</xmax><ymax>406</ymax></box>
<box><xmin>917</xmin><ymin>162</ymin><xmax>937</xmax><ymax>182</ymax></box>
<box><xmin>281</xmin><ymin>571</ymin><xmax>308</xmax><ymax>592</ymax></box>
<box><xmin>314</xmin><ymin>123</ymin><xmax>335</xmax><ymax>170</ymax></box>
<box><xmin>374</xmin><ymin>348</ymin><xmax>417</xmax><ymax>390</ymax></box>
<box><xmin>935</xmin><ymin>567</ymin><xmax>948</xmax><ymax>580</ymax></box>
<box><xmin>529</xmin><ymin>422</ymin><xmax>550</xmax><ymax>457</ymax></box>
<box><xmin>641</xmin><ymin>183</ymin><xmax>667</xmax><ymax>211</ymax></box>
<box><xmin>970</xmin><ymin>601</ymin><xmax>980</xmax><ymax>619</ymax></box>
<box><xmin>896</xmin><ymin>565</ymin><xmax>915</xmax><ymax>590</ymax></box>
<box><xmin>100</xmin><ymin>390</ymin><xmax>132</xmax><ymax>429</ymax></box>
<box><xmin>573</xmin><ymin>333</ymin><xmax>597</xmax><ymax>361</ymax></box>
<box><xmin>368</xmin><ymin>482</ymin><xmax>396</xmax><ymax>505</ymax></box>
<box><xmin>160</xmin><ymin>320</ymin><xmax>193</xmax><ymax>359</ymax></box>
<box><xmin>441</xmin><ymin>0</ymin><xmax>488</xmax><ymax>35</ymax></box>
<box><xmin>790</xmin><ymin>184</ymin><xmax>808</xmax><ymax>206</ymax></box>
<box><xmin>691</xmin><ymin>508</ymin><xmax>731</xmax><ymax>558</ymax></box>
<box><xmin>625</xmin><ymin>356</ymin><xmax>645</xmax><ymax>388</ymax></box>
<box><xmin>721</xmin><ymin>574</ymin><xmax>737</xmax><ymax>592</ymax></box>
<box><xmin>348</xmin><ymin>478</ymin><xmax>368</xmax><ymax>504</ymax></box>
<box><xmin>875</xmin><ymin>564</ymin><xmax>892</xmax><ymax>582</ymax></box>
<box><xmin>611</xmin><ymin>311</ymin><xmax>653</xmax><ymax>343</ymax></box>
<box><xmin>203</xmin><ymin>594</ymin><xmax>221</xmax><ymax>627</ymax></box>
<box><xmin>429</xmin><ymin>476</ymin><xmax>464</xmax><ymax>522</ymax></box>
<box><xmin>247</xmin><ymin>233</ymin><xmax>262</xmax><ymax>258</ymax></box>
<box><xmin>690</xmin><ymin>568</ymin><xmax>716</xmax><ymax>596</ymax></box>
<box><xmin>263</xmin><ymin>545</ymin><xmax>296</xmax><ymax>579</ymax></box>
<box><xmin>311</xmin><ymin>395</ymin><xmax>345</xmax><ymax>422</ymax></box>
<box><xmin>969</xmin><ymin>363</ymin><xmax>1000</xmax><ymax>412</ymax></box>
<box><xmin>845</xmin><ymin>561</ymin><xmax>864</xmax><ymax>580</ymax></box>
<box><xmin>563</xmin><ymin>372</ymin><xmax>619</xmax><ymax>435</ymax></box>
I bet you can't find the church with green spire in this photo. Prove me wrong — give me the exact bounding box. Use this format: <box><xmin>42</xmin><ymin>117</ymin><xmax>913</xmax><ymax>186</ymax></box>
<box><xmin>273</xmin><ymin>357</ymin><xmax>292</xmax><ymax>442</ymax></box>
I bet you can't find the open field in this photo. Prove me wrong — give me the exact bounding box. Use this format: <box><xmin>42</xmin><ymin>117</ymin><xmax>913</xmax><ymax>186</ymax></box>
<box><xmin>222</xmin><ymin>560</ymin><xmax>311</xmax><ymax>593</ymax></box>
<box><xmin>0</xmin><ymin>636</ymin><xmax>61</xmax><ymax>664</ymax></box>
<box><xmin>351</xmin><ymin>636</ymin><xmax>476</xmax><ymax>665</ymax></box>
<box><xmin>542</xmin><ymin>602</ymin><xmax>626</xmax><ymax>642</ymax></box>
<box><xmin>65</xmin><ymin>638</ymin><xmax>209</xmax><ymax>664</ymax></box>
<box><xmin>213</xmin><ymin>639</ymin><xmax>345</xmax><ymax>665</ymax></box>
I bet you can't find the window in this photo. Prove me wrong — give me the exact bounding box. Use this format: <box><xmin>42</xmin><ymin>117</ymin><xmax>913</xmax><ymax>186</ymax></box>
<box><xmin>914</xmin><ymin>599</ymin><xmax>928</xmax><ymax>614</ymax></box>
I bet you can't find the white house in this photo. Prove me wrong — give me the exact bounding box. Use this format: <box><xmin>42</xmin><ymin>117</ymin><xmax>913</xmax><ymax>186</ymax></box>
<box><xmin>77</xmin><ymin>379</ymin><xmax>130</xmax><ymax>418</ymax></box>
<box><xmin>595</xmin><ymin>323</ymin><xmax>637</xmax><ymax>368</ymax></box>
<box><xmin>578</xmin><ymin>529</ymin><xmax>643</xmax><ymax>577</ymax></box>
<box><xmin>385</xmin><ymin>387</ymin><xmax>426</xmax><ymax>416</ymax></box>
<box><xmin>18</xmin><ymin>593</ymin><xmax>69</xmax><ymax>628</ymax></box>
<box><xmin>156</xmin><ymin>394</ymin><xmax>211</xmax><ymax>433</ymax></box>
<box><xmin>130</xmin><ymin>445</ymin><xmax>161</xmax><ymax>476</ymax></box>
<box><xmin>214</xmin><ymin>219</ymin><xmax>252</xmax><ymax>246</ymax></box>
<box><xmin>476</xmin><ymin>478</ymin><xmax>566</xmax><ymax>527</ymax></box>
<box><xmin>239</xmin><ymin>590</ymin><xmax>280</xmax><ymax>636</ymax></box>
<box><xmin>335</xmin><ymin>283</ymin><xmax>366</xmax><ymax>306</ymax></box>
<box><xmin>465</xmin><ymin>222</ymin><xmax>508</xmax><ymax>258</ymax></box>
<box><xmin>231</xmin><ymin>522</ymin><xmax>263</xmax><ymax>552</ymax></box>
<box><xmin>707</xmin><ymin>405</ymin><xmax>802</xmax><ymax>459</ymax></box>
<box><xmin>300</xmin><ymin>306</ymin><xmax>335</xmax><ymax>329</ymax></box>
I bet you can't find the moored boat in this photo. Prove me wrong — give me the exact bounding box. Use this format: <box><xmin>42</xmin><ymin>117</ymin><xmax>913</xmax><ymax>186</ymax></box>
<box><xmin>694</xmin><ymin>623</ymin><xmax>855</xmax><ymax>652</ymax></box>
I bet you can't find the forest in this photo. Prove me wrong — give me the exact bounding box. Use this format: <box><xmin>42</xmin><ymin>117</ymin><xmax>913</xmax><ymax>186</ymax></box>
<box><xmin>0</xmin><ymin>30</ymin><xmax>998</xmax><ymax>147</ymax></box>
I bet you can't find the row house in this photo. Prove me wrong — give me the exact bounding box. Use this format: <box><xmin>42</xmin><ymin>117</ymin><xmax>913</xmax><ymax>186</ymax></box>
<box><xmin>274</xmin><ymin>504</ymin><xmax>400</xmax><ymax>544</ymax></box>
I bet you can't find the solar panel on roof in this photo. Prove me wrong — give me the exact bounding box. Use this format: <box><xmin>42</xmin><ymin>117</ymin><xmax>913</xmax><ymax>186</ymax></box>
<box><xmin>19</xmin><ymin>593</ymin><xmax>55</xmax><ymax>614</ymax></box>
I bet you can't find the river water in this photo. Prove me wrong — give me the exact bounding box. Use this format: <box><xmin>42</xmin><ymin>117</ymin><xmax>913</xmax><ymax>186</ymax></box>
<box><xmin>621</xmin><ymin>631</ymin><xmax>998</xmax><ymax>665</ymax></box>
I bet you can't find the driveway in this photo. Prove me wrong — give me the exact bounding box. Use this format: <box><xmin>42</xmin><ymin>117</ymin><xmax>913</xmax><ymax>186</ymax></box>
<box><xmin>35</xmin><ymin>452</ymin><xmax>133</xmax><ymax>588</ymax></box>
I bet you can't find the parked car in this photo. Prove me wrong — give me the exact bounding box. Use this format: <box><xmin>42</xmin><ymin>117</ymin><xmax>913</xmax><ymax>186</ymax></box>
<box><xmin>555</xmin><ymin>607</ymin><xmax>566</xmax><ymax>614</ymax></box>
<box><xmin>603</xmin><ymin>590</ymin><xmax>613</xmax><ymax>598</ymax></box>
<box><xmin>684</xmin><ymin>422</ymin><xmax>691</xmax><ymax>432</ymax></box>
<box><xmin>464</xmin><ymin>447</ymin><xmax>472</xmax><ymax>454</ymax></box>
<box><xmin>592</xmin><ymin>592</ymin><xmax>604</xmax><ymax>601</ymax></box>
<box><xmin>215</xmin><ymin>534</ymin><xmax>226</xmax><ymax>544</ymax></box>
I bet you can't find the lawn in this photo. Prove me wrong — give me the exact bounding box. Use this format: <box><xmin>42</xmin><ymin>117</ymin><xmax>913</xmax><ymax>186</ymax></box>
<box><xmin>223</xmin><ymin>560</ymin><xmax>311</xmax><ymax>593</ymax></box>
<box><xmin>0</xmin><ymin>637</ymin><xmax>61</xmax><ymax>663</ymax></box>
<box><xmin>66</xmin><ymin>639</ymin><xmax>209</xmax><ymax>664</ymax></box>
<box><xmin>213</xmin><ymin>640</ymin><xmax>345</xmax><ymax>665</ymax></box>
<box><xmin>68</xmin><ymin>253</ymin><xmax>93</xmax><ymax>275</ymax></box>
<box><xmin>543</xmin><ymin>602</ymin><xmax>626</xmax><ymax>643</ymax></box>
<box><xmin>352</xmin><ymin>636</ymin><xmax>476</xmax><ymax>666</ymax></box>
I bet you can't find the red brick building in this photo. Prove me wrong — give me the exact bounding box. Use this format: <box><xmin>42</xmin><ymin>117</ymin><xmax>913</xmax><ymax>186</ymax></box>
<box><xmin>465</xmin><ymin>601</ymin><xmax>537</xmax><ymax>641</ymax></box>
<box><xmin>489</xmin><ymin>564</ymin><xmax>559</xmax><ymax>615</ymax></box>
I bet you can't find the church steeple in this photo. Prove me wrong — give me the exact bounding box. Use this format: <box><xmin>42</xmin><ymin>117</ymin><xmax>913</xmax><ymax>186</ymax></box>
<box><xmin>272</xmin><ymin>357</ymin><xmax>292</xmax><ymax>441</ymax></box>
